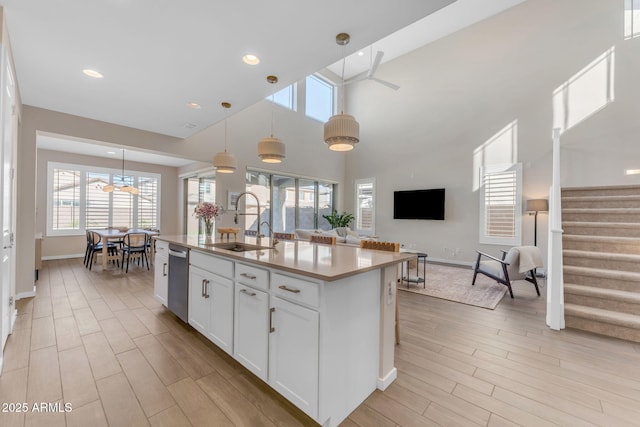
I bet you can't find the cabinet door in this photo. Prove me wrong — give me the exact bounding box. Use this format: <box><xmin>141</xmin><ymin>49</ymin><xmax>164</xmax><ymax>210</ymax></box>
<box><xmin>208</xmin><ymin>275</ymin><xmax>234</xmax><ymax>355</ymax></box>
<box><xmin>153</xmin><ymin>254</ymin><xmax>168</xmax><ymax>306</ymax></box>
<box><xmin>269</xmin><ymin>296</ymin><xmax>319</xmax><ymax>419</ymax></box>
<box><xmin>234</xmin><ymin>284</ymin><xmax>269</xmax><ymax>381</ymax></box>
<box><xmin>188</xmin><ymin>266</ymin><xmax>211</xmax><ymax>336</ymax></box>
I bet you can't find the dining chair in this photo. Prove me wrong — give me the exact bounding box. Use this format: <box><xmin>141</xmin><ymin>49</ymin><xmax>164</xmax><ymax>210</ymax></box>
<box><xmin>85</xmin><ymin>230</ymin><xmax>119</xmax><ymax>270</ymax></box>
<box><xmin>309</xmin><ymin>235</ymin><xmax>336</xmax><ymax>245</ymax></box>
<box><xmin>360</xmin><ymin>239</ymin><xmax>402</xmax><ymax>345</ymax></box>
<box><xmin>120</xmin><ymin>232</ymin><xmax>150</xmax><ymax>273</ymax></box>
<box><xmin>273</xmin><ymin>232</ymin><xmax>296</xmax><ymax>241</ymax></box>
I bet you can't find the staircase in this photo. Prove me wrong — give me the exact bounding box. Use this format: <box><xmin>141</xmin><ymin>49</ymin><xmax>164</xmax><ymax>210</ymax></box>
<box><xmin>562</xmin><ymin>185</ymin><xmax>640</xmax><ymax>342</ymax></box>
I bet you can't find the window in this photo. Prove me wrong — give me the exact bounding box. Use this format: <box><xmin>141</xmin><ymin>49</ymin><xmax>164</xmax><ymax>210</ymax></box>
<box><xmin>354</xmin><ymin>179</ymin><xmax>375</xmax><ymax>236</ymax></box>
<box><xmin>479</xmin><ymin>164</ymin><xmax>522</xmax><ymax>245</ymax></box>
<box><xmin>268</xmin><ymin>83</ymin><xmax>296</xmax><ymax>111</ymax></box>
<box><xmin>305</xmin><ymin>74</ymin><xmax>335</xmax><ymax>122</ymax></box>
<box><xmin>184</xmin><ymin>174</ymin><xmax>216</xmax><ymax>235</ymax></box>
<box><xmin>48</xmin><ymin>162</ymin><xmax>161</xmax><ymax>236</ymax></box>
<box><xmin>246</xmin><ymin>169</ymin><xmax>335</xmax><ymax>233</ymax></box>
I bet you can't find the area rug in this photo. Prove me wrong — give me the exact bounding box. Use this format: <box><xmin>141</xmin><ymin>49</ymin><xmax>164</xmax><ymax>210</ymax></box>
<box><xmin>398</xmin><ymin>263</ymin><xmax>507</xmax><ymax>309</ymax></box>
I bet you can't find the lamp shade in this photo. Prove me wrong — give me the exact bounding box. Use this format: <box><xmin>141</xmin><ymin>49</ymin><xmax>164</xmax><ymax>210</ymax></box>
<box><xmin>324</xmin><ymin>113</ymin><xmax>359</xmax><ymax>151</ymax></box>
<box><xmin>213</xmin><ymin>150</ymin><xmax>237</xmax><ymax>173</ymax></box>
<box><xmin>258</xmin><ymin>136</ymin><xmax>285</xmax><ymax>163</ymax></box>
<box><xmin>526</xmin><ymin>199</ymin><xmax>549</xmax><ymax>212</ymax></box>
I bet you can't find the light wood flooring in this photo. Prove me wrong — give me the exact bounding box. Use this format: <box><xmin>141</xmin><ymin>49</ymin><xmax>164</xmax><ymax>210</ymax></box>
<box><xmin>2</xmin><ymin>259</ymin><xmax>640</xmax><ymax>426</ymax></box>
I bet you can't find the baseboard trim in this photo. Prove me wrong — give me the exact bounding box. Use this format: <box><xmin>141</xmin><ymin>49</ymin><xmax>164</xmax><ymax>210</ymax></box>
<box><xmin>377</xmin><ymin>367</ymin><xmax>397</xmax><ymax>391</ymax></box>
<box><xmin>16</xmin><ymin>286</ymin><xmax>36</xmax><ymax>300</ymax></box>
<box><xmin>425</xmin><ymin>257</ymin><xmax>474</xmax><ymax>269</ymax></box>
<box><xmin>42</xmin><ymin>253</ymin><xmax>84</xmax><ymax>261</ymax></box>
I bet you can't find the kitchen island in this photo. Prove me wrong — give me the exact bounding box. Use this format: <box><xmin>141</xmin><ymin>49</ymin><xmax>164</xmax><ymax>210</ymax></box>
<box><xmin>154</xmin><ymin>234</ymin><xmax>413</xmax><ymax>427</ymax></box>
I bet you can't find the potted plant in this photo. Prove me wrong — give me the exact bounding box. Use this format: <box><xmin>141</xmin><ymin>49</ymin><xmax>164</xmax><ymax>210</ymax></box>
<box><xmin>322</xmin><ymin>210</ymin><xmax>354</xmax><ymax>229</ymax></box>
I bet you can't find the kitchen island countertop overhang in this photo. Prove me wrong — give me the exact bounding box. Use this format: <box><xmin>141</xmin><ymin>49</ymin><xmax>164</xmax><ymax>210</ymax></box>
<box><xmin>154</xmin><ymin>234</ymin><xmax>415</xmax><ymax>282</ymax></box>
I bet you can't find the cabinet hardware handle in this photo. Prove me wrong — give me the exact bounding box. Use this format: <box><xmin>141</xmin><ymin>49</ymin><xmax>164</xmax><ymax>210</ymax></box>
<box><xmin>278</xmin><ymin>285</ymin><xmax>301</xmax><ymax>294</ymax></box>
<box><xmin>201</xmin><ymin>279</ymin><xmax>206</xmax><ymax>297</ymax></box>
<box><xmin>240</xmin><ymin>289</ymin><xmax>256</xmax><ymax>297</ymax></box>
<box><xmin>269</xmin><ymin>307</ymin><xmax>275</xmax><ymax>333</ymax></box>
<box><xmin>162</xmin><ymin>262</ymin><xmax>167</xmax><ymax>276</ymax></box>
<box><xmin>240</xmin><ymin>273</ymin><xmax>257</xmax><ymax>280</ymax></box>
<box><xmin>204</xmin><ymin>279</ymin><xmax>210</xmax><ymax>298</ymax></box>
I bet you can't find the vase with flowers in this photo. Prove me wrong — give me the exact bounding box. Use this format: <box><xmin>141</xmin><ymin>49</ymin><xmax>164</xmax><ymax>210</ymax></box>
<box><xmin>193</xmin><ymin>202</ymin><xmax>223</xmax><ymax>240</ymax></box>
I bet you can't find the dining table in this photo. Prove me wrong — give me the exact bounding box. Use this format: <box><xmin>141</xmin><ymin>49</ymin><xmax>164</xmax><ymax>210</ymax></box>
<box><xmin>88</xmin><ymin>228</ymin><xmax>159</xmax><ymax>271</ymax></box>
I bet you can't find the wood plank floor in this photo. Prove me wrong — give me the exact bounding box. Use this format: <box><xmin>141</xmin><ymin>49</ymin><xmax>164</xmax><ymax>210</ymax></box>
<box><xmin>2</xmin><ymin>259</ymin><xmax>640</xmax><ymax>426</ymax></box>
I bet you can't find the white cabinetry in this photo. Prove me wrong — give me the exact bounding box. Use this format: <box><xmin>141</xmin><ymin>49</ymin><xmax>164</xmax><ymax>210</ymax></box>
<box><xmin>188</xmin><ymin>253</ymin><xmax>234</xmax><ymax>355</ymax></box>
<box><xmin>183</xmin><ymin>248</ymin><xmax>383</xmax><ymax>426</ymax></box>
<box><xmin>269</xmin><ymin>295</ymin><xmax>319</xmax><ymax>419</ymax></box>
<box><xmin>234</xmin><ymin>263</ymin><xmax>270</xmax><ymax>380</ymax></box>
<box><xmin>234</xmin><ymin>283</ymin><xmax>269</xmax><ymax>380</ymax></box>
<box><xmin>153</xmin><ymin>240</ymin><xmax>169</xmax><ymax>305</ymax></box>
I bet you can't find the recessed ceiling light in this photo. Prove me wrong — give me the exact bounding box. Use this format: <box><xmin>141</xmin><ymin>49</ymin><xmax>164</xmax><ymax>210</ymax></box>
<box><xmin>184</xmin><ymin>123</ymin><xmax>197</xmax><ymax>129</ymax></box>
<box><xmin>187</xmin><ymin>102</ymin><xmax>201</xmax><ymax>109</ymax></box>
<box><xmin>242</xmin><ymin>54</ymin><xmax>260</xmax><ymax>65</ymax></box>
<box><xmin>82</xmin><ymin>69</ymin><xmax>104</xmax><ymax>78</ymax></box>
<box><xmin>625</xmin><ymin>169</ymin><xmax>640</xmax><ymax>175</ymax></box>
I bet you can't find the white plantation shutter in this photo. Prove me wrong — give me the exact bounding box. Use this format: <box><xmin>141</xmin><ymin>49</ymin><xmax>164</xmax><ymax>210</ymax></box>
<box><xmin>51</xmin><ymin>168</ymin><xmax>81</xmax><ymax>231</ymax></box>
<box><xmin>47</xmin><ymin>162</ymin><xmax>161</xmax><ymax>235</ymax></box>
<box><xmin>86</xmin><ymin>172</ymin><xmax>110</xmax><ymax>228</ymax></box>
<box><xmin>355</xmin><ymin>179</ymin><xmax>375</xmax><ymax>236</ymax></box>
<box><xmin>479</xmin><ymin>164</ymin><xmax>522</xmax><ymax>245</ymax></box>
<box><xmin>112</xmin><ymin>175</ymin><xmax>135</xmax><ymax>227</ymax></box>
<box><xmin>138</xmin><ymin>176</ymin><xmax>159</xmax><ymax>229</ymax></box>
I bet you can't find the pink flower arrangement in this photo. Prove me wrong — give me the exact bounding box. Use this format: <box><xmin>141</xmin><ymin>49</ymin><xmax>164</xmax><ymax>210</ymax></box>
<box><xmin>193</xmin><ymin>202</ymin><xmax>223</xmax><ymax>222</ymax></box>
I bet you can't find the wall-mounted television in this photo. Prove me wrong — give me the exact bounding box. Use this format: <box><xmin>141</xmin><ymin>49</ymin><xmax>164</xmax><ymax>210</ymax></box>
<box><xmin>393</xmin><ymin>188</ymin><xmax>445</xmax><ymax>220</ymax></box>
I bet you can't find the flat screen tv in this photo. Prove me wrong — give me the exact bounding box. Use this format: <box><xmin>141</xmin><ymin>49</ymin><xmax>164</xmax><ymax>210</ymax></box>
<box><xmin>393</xmin><ymin>188</ymin><xmax>445</xmax><ymax>220</ymax></box>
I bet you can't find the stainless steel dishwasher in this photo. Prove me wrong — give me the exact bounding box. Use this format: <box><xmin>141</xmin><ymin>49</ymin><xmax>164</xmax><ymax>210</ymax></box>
<box><xmin>167</xmin><ymin>244</ymin><xmax>189</xmax><ymax>322</ymax></box>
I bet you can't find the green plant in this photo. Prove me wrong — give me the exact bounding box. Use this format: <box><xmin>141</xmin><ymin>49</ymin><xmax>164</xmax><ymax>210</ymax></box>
<box><xmin>322</xmin><ymin>210</ymin><xmax>354</xmax><ymax>228</ymax></box>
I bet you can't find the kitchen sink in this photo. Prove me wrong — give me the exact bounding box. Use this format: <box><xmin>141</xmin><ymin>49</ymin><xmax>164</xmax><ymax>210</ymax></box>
<box><xmin>203</xmin><ymin>242</ymin><xmax>273</xmax><ymax>252</ymax></box>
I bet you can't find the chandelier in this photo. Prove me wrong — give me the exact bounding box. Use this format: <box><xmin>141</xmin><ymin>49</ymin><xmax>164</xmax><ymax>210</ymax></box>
<box><xmin>102</xmin><ymin>149</ymin><xmax>140</xmax><ymax>194</ymax></box>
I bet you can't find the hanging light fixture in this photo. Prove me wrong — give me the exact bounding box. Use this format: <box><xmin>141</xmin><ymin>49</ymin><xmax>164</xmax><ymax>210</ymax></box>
<box><xmin>258</xmin><ymin>75</ymin><xmax>286</xmax><ymax>163</ymax></box>
<box><xmin>324</xmin><ymin>32</ymin><xmax>360</xmax><ymax>152</ymax></box>
<box><xmin>213</xmin><ymin>101</ymin><xmax>237</xmax><ymax>173</ymax></box>
<box><xmin>102</xmin><ymin>149</ymin><xmax>140</xmax><ymax>194</ymax></box>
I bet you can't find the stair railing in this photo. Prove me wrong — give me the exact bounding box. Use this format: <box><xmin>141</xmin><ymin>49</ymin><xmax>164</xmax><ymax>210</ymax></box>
<box><xmin>546</xmin><ymin>128</ymin><xmax>565</xmax><ymax>330</ymax></box>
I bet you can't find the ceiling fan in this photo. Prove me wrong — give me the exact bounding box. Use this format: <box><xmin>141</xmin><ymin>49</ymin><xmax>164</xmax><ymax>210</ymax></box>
<box><xmin>345</xmin><ymin>47</ymin><xmax>400</xmax><ymax>91</ymax></box>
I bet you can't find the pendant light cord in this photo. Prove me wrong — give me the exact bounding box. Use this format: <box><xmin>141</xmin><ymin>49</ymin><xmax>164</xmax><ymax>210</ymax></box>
<box><xmin>340</xmin><ymin>42</ymin><xmax>346</xmax><ymax>115</ymax></box>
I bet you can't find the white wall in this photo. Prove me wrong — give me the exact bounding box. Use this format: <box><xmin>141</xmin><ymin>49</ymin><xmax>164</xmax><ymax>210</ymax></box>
<box><xmin>343</xmin><ymin>0</ymin><xmax>640</xmax><ymax>266</ymax></box>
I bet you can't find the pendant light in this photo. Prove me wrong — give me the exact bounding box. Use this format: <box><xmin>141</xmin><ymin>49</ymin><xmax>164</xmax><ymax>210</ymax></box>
<box><xmin>258</xmin><ymin>75</ymin><xmax>286</xmax><ymax>163</ymax></box>
<box><xmin>102</xmin><ymin>149</ymin><xmax>140</xmax><ymax>194</ymax></box>
<box><xmin>324</xmin><ymin>32</ymin><xmax>360</xmax><ymax>152</ymax></box>
<box><xmin>213</xmin><ymin>101</ymin><xmax>237</xmax><ymax>173</ymax></box>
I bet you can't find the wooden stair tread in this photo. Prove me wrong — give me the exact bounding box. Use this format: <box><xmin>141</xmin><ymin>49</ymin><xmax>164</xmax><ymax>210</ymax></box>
<box><xmin>563</xmin><ymin>265</ymin><xmax>640</xmax><ymax>281</ymax></box>
<box><xmin>564</xmin><ymin>283</ymin><xmax>640</xmax><ymax>303</ymax></box>
<box><xmin>562</xmin><ymin>221</ymin><xmax>640</xmax><ymax>229</ymax></box>
<box><xmin>562</xmin><ymin>184</ymin><xmax>640</xmax><ymax>192</ymax></box>
<box><xmin>562</xmin><ymin>195</ymin><xmax>640</xmax><ymax>201</ymax></box>
<box><xmin>563</xmin><ymin>234</ymin><xmax>640</xmax><ymax>244</ymax></box>
<box><xmin>562</xmin><ymin>208</ymin><xmax>640</xmax><ymax>214</ymax></box>
<box><xmin>563</xmin><ymin>249</ymin><xmax>640</xmax><ymax>262</ymax></box>
<box><xmin>565</xmin><ymin>303</ymin><xmax>640</xmax><ymax>329</ymax></box>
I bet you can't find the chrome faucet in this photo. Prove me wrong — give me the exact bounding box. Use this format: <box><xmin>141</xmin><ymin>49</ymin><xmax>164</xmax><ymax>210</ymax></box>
<box><xmin>234</xmin><ymin>191</ymin><xmax>262</xmax><ymax>237</ymax></box>
<box><xmin>260</xmin><ymin>221</ymin><xmax>279</xmax><ymax>246</ymax></box>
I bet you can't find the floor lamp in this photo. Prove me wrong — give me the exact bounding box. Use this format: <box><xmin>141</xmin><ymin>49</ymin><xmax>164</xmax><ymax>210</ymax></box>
<box><xmin>526</xmin><ymin>199</ymin><xmax>549</xmax><ymax>246</ymax></box>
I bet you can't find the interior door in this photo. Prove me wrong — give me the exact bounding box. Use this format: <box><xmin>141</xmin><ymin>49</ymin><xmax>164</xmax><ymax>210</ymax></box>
<box><xmin>1</xmin><ymin>51</ymin><xmax>16</xmax><ymax>350</ymax></box>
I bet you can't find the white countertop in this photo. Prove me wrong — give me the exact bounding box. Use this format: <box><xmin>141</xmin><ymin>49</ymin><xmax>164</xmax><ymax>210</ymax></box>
<box><xmin>155</xmin><ymin>235</ymin><xmax>414</xmax><ymax>282</ymax></box>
